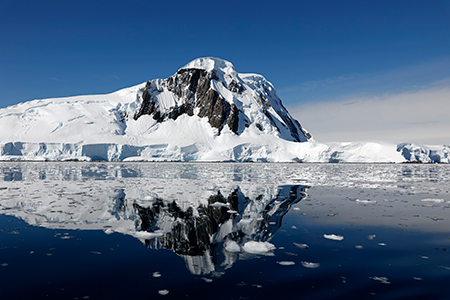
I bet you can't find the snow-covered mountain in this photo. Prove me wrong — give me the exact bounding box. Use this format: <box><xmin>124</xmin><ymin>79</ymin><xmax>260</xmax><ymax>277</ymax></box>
<box><xmin>0</xmin><ymin>57</ymin><xmax>447</xmax><ymax>162</ymax></box>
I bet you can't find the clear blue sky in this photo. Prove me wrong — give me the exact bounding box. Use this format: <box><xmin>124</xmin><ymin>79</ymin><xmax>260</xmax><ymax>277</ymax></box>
<box><xmin>1</xmin><ymin>0</ymin><xmax>450</xmax><ymax>142</ymax></box>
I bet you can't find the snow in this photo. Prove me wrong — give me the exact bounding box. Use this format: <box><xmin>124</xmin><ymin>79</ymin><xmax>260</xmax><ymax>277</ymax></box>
<box><xmin>0</xmin><ymin>57</ymin><xmax>447</xmax><ymax>163</ymax></box>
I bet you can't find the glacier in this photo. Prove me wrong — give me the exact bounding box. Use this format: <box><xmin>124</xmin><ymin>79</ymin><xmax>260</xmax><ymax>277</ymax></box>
<box><xmin>0</xmin><ymin>57</ymin><xmax>447</xmax><ymax>163</ymax></box>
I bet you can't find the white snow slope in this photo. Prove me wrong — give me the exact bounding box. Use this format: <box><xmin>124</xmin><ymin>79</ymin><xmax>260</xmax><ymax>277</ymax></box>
<box><xmin>0</xmin><ymin>57</ymin><xmax>447</xmax><ymax>163</ymax></box>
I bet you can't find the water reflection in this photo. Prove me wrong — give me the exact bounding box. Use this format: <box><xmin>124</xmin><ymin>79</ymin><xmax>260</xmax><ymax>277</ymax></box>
<box><xmin>0</xmin><ymin>162</ymin><xmax>308</xmax><ymax>275</ymax></box>
<box><xmin>1</xmin><ymin>162</ymin><xmax>450</xmax><ymax>299</ymax></box>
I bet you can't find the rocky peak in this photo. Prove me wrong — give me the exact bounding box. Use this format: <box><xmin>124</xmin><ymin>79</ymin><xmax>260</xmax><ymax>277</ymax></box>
<box><xmin>134</xmin><ymin>58</ymin><xmax>243</xmax><ymax>134</ymax></box>
<box><xmin>133</xmin><ymin>57</ymin><xmax>310</xmax><ymax>142</ymax></box>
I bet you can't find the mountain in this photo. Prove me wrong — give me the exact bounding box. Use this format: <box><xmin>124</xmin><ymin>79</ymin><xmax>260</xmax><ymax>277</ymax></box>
<box><xmin>0</xmin><ymin>57</ymin><xmax>447</xmax><ymax>162</ymax></box>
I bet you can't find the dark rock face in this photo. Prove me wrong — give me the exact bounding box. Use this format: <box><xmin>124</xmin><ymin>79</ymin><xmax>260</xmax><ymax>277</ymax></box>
<box><xmin>134</xmin><ymin>68</ymin><xmax>241</xmax><ymax>134</ymax></box>
<box><xmin>133</xmin><ymin>63</ymin><xmax>310</xmax><ymax>142</ymax></box>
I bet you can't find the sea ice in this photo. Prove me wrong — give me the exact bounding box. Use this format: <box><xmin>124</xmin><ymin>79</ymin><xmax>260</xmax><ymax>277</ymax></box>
<box><xmin>277</xmin><ymin>261</ymin><xmax>295</xmax><ymax>266</ymax></box>
<box><xmin>356</xmin><ymin>199</ymin><xmax>377</xmax><ymax>204</ymax></box>
<box><xmin>293</xmin><ymin>242</ymin><xmax>309</xmax><ymax>249</ymax></box>
<box><xmin>421</xmin><ymin>198</ymin><xmax>445</xmax><ymax>203</ymax></box>
<box><xmin>225</xmin><ymin>240</ymin><xmax>241</xmax><ymax>252</ymax></box>
<box><xmin>370</xmin><ymin>276</ymin><xmax>391</xmax><ymax>284</ymax></box>
<box><xmin>242</xmin><ymin>241</ymin><xmax>276</xmax><ymax>254</ymax></box>
<box><xmin>324</xmin><ymin>234</ymin><xmax>344</xmax><ymax>241</ymax></box>
<box><xmin>158</xmin><ymin>290</ymin><xmax>169</xmax><ymax>295</ymax></box>
<box><xmin>301</xmin><ymin>261</ymin><xmax>320</xmax><ymax>268</ymax></box>
<box><xmin>134</xmin><ymin>231</ymin><xmax>164</xmax><ymax>239</ymax></box>
<box><xmin>209</xmin><ymin>202</ymin><xmax>230</xmax><ymax>208</ymax></box>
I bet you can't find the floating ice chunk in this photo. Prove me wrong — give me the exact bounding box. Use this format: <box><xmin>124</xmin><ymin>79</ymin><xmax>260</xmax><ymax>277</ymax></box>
<box><xmin>367</xmin><ymin>235</ymin><xmax>376</xmax><ymax>240</ymax></box>
<box><xmin>152</xmin><ymin>272</ymin><xmax>161</xmax><ymax>278</ymax></box>
<box><xmin>356</xmin><ymin>199</ymin><xmax>377</xmax><ymax>204</ymax></box>
<box><xmin>158</xmin><ymin>290</ymin><xmax>169</xmax><ymax>295</ymax></box>
<box><xmin>277</xmin><ymin>261</ymin><xmax>295</xmax><ymax>266</ymax></box>
<box><xmin>209</xmin><ymin>202</ymin><xmax>230</xmax><ymax>208</ymax></box>
<box><xmin>104</xmin><ymin>228</ymin><xmax>114</xmax><ymax>235</ymax></box>
<box><xmin>1</xmin><ymin>263</ymin><xmax>8</xmax><ymax>267</ymax></box>
<box><xmin>324</xmin><ymin>234</ymin><xmax>344</xmax><ymax>241</ymax></box>
<box><xmin>202</xmin><ymin>277</ymin><xmax>213</xmax><ymax>283</ymax></box>
<box><xmin>355</xmin><ymin>245</ymin><xmax>364</xmax><ymax>249</ymax></box>
<box><xmin>227</xmin><ymin>210</ymin><xmax>238</xmax><ymax>214</ymax></box>
<box><xmin>301</xmin><ymin>261</ymin><xmax>320</xmax><ymax>268</ymax></box>
<box><xmin>370</xmin><ymin>276</ymin><xmax>391</xmax><ymax>284</ymax></box>
<box><xmin>293</xmin><ymin>207</ymin><xmax>301</xmax><ymax>211</ymax></box>
<box><xmin>378</xmin><ymin>243</ymin><xmax>387</xmax><ymax>246</ymax></box>
<box><xmin>421</xmin><ymin>199</ymin><xmax>445</xmax><ymax>203</ymax></box>
<box><xmin>293</xmin><ymin>242</ymin><xmax>309</xmax><ymax>249</ymax></box>
<box><xmin>242</xmin><ymin>241</ymin><xmax>276</xmax><ymax>254</ymax></box>
<box><xmin>135</xmin><ymin>231</ymin><xmax>164</xmax><ymax>239</ymax></box>
<box><xmin>413</xmin><ymin>277</ymin><xmax>423</xmax><ymax>281</ymax></box>
<box><xmin>225</xmin><ymin>240</ymin><xmax>241</xmax><ymax>252</ymax></box>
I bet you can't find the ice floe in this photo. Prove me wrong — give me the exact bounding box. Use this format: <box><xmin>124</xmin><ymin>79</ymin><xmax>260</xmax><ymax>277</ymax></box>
<box><xmin>324</xmin><ymin>234</ymin><xmax>344</xmax><ymax>241</ymax></box>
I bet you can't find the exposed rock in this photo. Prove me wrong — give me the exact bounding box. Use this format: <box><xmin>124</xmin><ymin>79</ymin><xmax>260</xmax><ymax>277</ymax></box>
<box><xmin>133</xmin><ymin>57</ymin><xmax>311</xmax><ymax>141</ymax></box>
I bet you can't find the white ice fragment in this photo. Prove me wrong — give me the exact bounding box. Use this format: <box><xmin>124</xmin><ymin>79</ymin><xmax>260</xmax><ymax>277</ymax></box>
<box><xmin>324</xmin><ymin>234</ymin><xmax>344</xmax><ymax>241</ymax></box>
<box><xmin>277</xmin><ymin>261</ymin><xmax>295</xmax><ymax>266</ymax></box>
<box><xmin>104</xmin><ymin>228</ymin><xmax>114</xmax><ymax>235</ymax></box>
<box><xmin>227</xmin><ymin>210</ymin><xmax>238</xmax><ymax>214</ymax></box>
<box><xmin>378</xmin><ymin>243</ymin><xmax>387</xmax><ymax>246</ymax></box>
<box><xmin>413</xmin><ymin>277</ymin><xmax>423</xmax><ymax>281</ymax></box>
<box><xmin>293</xmin><ymin>207</ymin><xmax>301</xmax><ymax>211</ymax></box>
<box><xmin>356</xmin><ymin>199</ymin><xmax>377</xmax><ymax>204</ymax></box>
<box><xmin>367</xmin><ymin>235</ymin><xmax>376</xmax><ymax>240</ymax></box>
<box><xmin>370</xmin><ymin>276</ymin><xmax>391</xmax><ymax>284</ymax></box>
<box><xmin>421</xmin><ymin>198</ymin><xmax>445</xmax><ymax>203</ymax></box>
<box><xmin>243</xmin><ymin>241</ymin><xmax>276</xmax><ymax>254</ymax></box>
<box><xmin>135</xmin><ymin>231</ymin><xmax>164</xmax><ymax>239</ymax></box>
<box><xmin>202</xmin><ymin>277</ymin><xmax>213</xmax><ymax>283</ymax></box>
<box><xmin>209</xmin><ymin>202</ymin><xmax>229</xmax><ymax>208</ymax></box>
<box><xmin>225</xmin><ymin>241</ymin><xmax>241</xmax><ymax>252</ymax></box>
<box><xmin>1</xmin><ymin>263</ymin><xmax>8</xmax><ymax>267</ymax></box>
<box><xmin>419</xmin><ymin>255</ymin><xmax>429</xmax><ymax>259</ymax></box>
<box><xmin>152</xmin><ymin>272</ymin><xmax>161</xmax><ymax>278</ymax></box>
<box><xmin>293</xmin><ymin>242</ymin><xmax>309</xmax><ymax>249</ymax></box>
<box><xmin>301</xmin><ymin>261</ymin><xmax>320</xmax><ymax>268</ymax></box>
<box><xmin>355</xmin><ymin>245</ymin><xmax>363</xmax><ymax>249</ymax></box>
<box><xmin>158</xmin><ymin>290</ymin><xmax>169</xmax><ymax>295</ymax></box>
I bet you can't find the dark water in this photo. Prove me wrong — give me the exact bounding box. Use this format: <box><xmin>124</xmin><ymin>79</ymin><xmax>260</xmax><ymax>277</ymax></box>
<box><xmin>0</xmin><ymin>162</ymin><xmax>449</xmax><ymax>299</ymax></box>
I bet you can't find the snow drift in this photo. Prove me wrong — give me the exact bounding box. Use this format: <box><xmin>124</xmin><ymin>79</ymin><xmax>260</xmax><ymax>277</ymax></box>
<box><xmin>0</xmin><ymin>57</ymin><xmax>447</xmax><ymax>162</ymax></box>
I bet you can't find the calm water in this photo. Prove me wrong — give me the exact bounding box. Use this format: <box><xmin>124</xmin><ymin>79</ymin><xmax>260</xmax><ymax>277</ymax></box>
<box><xmin>0</xmin><ymin>162</ymin><xmax>449</xmax><ymax>300</ymax></box>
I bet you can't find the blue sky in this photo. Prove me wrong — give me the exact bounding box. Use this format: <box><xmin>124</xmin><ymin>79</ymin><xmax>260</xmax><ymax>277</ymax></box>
<box><xmin>1</xmin><ymin>0</ymin><xmax>450</xmax><ymax>143</ymax></box>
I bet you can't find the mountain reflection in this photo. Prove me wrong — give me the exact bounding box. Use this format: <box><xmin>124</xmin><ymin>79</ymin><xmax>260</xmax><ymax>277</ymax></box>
<box><xmin>0</xmin><ymin>162</ymin><xmax>307</xmax><ymax>275</ymax></box>
<box><xmin>132</xmin><ymin>186</ymin><xmax>307</xmax><ymax>275</ymax></box>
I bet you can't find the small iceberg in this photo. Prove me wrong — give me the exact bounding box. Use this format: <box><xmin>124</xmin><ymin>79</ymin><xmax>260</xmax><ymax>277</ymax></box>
<box><xmin>242</xmin><ymin>241</ymin><xmax>276</xmax><ymax>254</ymax></box>
<box><xmin>324</xmin><ymin>234</ymin><xmax>344</xmax><ymax>241</ymax></box>
<box><xmin>301</xmin><ymin>261</ymin><xmax>320</xmax><ymax>268</ymax></box>
<box><xmin>277</xmin><ymin>261</ymin><xmax>295</xmax><ymax>266</ymax></box>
